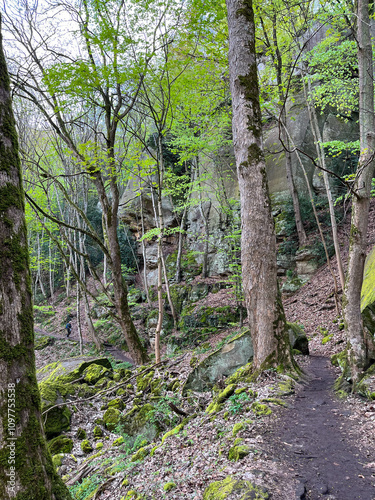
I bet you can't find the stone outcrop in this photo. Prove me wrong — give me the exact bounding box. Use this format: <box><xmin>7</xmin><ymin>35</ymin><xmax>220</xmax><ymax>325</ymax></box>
<box><xmin>182</xmin><ymin>330</ymin><xmax>254</xmax><ymax>393</ymax></box>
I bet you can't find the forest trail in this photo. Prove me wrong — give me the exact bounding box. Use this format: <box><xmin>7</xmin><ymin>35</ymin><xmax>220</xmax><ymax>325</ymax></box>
<box><xmin>269</xmin><ymin>356</ymin><xmax>375</xmax><ymax>500</ymax></box>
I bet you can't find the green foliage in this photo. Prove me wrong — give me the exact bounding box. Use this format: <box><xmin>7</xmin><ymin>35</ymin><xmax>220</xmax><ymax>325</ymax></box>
<box><xmin>227</xmin><ymin>392</ymin><xmax>252</xmax><ymax>415</ymax></box>
<box><xmin>149</xmin><ymin>395</ymin><xmax>180</xmax><ymax>429</ymax></box>
<box><xmin>307</xmin><ymin>38</ymin><xmax>358</xmax><ymax>117</ymax></box>
<box><xmin>69</xmin><ymin>473</ymin><xmax>103</xmax><ymax>500</ymax></box>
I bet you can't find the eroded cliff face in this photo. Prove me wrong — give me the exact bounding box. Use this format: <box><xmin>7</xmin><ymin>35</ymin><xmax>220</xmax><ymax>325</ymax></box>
<box><xmin>119</xmin><ymin>101</ymin><xmax>359</xmax><ymax>285</ymax></box>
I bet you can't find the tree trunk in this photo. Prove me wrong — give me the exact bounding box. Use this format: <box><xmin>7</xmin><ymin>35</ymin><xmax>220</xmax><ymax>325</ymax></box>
<box><xmin>0</xmin><ymin>21</ymin><xmax>72</xmax><ymax>500</ymax></box>
<box><xmin>304</xmin><ymin>74</ymin><xmax>345</xmax><ymax>291</ymax></box>
<box><xmin>140</xmin><ymin>191</ymin><xmax>152</xmax><ymax>306</ymax></box>
<box><xmin>344</xmin><ymin>0</ymin><xmax>375</xmax><ymax>384</ymax></box>
<box><xmin>76</xmin><ymin>282</ymin><xmax>83</xmax><ymax>355</ymax></box>
<box><xmin>281</xmin><ymin>112</ymin><xmax>307</xmax><ymax>248</ymax></box>
<box><xmin>105</xmin><ymin>218</ymin><xmax>149</xmax><ymax>365</ymax></box>
<box><xmin>175</xmin><ymin>204</ymin><xmax>188</xmax><ymax>283</ymax></box>
<box><xmin>226</xmin><ymin>0</ymin><xmax>292</xmax><ymax>370</ymax></box>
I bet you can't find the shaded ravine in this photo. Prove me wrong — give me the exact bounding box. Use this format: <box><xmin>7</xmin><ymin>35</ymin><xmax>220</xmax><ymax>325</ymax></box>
<box><xmin>270</xmin><ymin>356</ymin><xmax>375</xmax><ymax>499</ymax></box>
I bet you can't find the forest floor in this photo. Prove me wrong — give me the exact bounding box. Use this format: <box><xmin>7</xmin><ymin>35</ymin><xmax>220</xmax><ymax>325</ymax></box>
<box><xmin>33</xmin><ymin>202</ymin><xmax>375</xmax><ymax>499</ymax></box>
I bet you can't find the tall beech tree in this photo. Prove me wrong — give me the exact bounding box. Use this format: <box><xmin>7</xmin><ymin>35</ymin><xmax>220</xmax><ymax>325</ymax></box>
<box><xmin>0</xmin><ymin>19</ymin><xmax>72</xmax><ymax>500</ymax></box>
<box><xmin>343</xmin><ymin>0</ymin><xmax>375</xmax><ymax>384</ymax></box>
<box><xmin>226</xmin><ymin>0</ymin><xmax>292</xmax><ymax>369</ymax></box>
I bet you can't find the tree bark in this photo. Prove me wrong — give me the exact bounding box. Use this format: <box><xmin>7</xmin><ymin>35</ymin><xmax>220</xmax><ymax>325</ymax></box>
<box><xmin>0</xmin><ymin>20</ymin><xmax>72</xmax><ymax>500</ymax></box>
<box><xmin>344</xmin><ymin>0</ymin><xmax>375</xmax><ymax>384</ymax></box>
<box><xmin>226</xmin><ymin>0</ymin><xmax>292</xmax><ymax>370</ymax></box>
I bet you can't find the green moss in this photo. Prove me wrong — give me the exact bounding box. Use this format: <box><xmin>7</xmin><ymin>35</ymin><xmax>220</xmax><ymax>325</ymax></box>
<box><xmin>120</xmin><ymin>403</ymin><xmax>156</xmax><ymax>437</ymax></box>
<box><xmin>150</xmin><ymin>445</ymin><xmax>159</xmax><ymax>456</ymax></box>
<box><xmin>161</xmin><ymin>423</ymin><xmax>184</xmax><ymax>443</ymax></box>
<box><xmin>217</xmin><ymin>384</ymin><xmax>237</xmax><ymax>403</ymax></box>
<box><xmin>322</xmin><ymin>334</ymin><xmax>333</xmax><ymax>345</ymax></box>
<box><xmin>81</xmin><ymin>440</ymin><xmax>93</xmax><ymax>454</ymax></box>
<box><xmin>205</xmin><ymin>401</ymin><xmax>222</xmax><ymax>414</ymax></box>
<box><xmin>108</xmin><ymin>398</ymin><xmax>125</xmax><ymax>410</ymax></box>
<box><xmin>277</xmin><ymin>378</ymin><xmax>294</xmax><ymax>396</ymax></box>
<box><xmin>361</xmin><ymin>246</ymin><xmax>375</xmax><ymax>312</ymax></box>
<box><xmin>232</xmin><ymin>422</ymin><xmax>245</xmax><ymax>437</ymax></box>
<box><xmin>226</xmin><ymin>362</ymin><xmax>253</xmax><ymax>385</ymax></box>
<box><xmin>95</xmin><ymin>442</ymin><xmax>103</xmax><ymax>450</ymax></box>
<box><xmin>130</xmin><ymin>446</ymin><xmax>150</xmax><ymax>462</ymax></box>
<box><xmin>48</xmin><ymin>436</ymin><xmax>73</xmax><ymax>455</ymax></box>
<box><xmin>331</xmin><ymin>349</ymin><xmax>348</xmax><ymax>369</ymax></box>
<box><xmin>93</xmin><ymin>425</ymin><xmax>103</xmax><ymax>438</ymax></box>
<box><xmin>113</xmin><ymin>436</ymin><xmax>124</xmax><ymax>446</ymax></box>
<box><xmin>83</xmin><ymin>363</ymin><xmax>110</xmax><ymax>384</ymax></box>
<box><xmin>228</xmin><ymin>445</ymin><xmax>250</xmax><ymax>461</ymax></box>
<box><xmin>251</xmin><ymin>402</ymin><xmax>272</xmax><ymax>417</ymax></box>
<box><xmin>203</xmin><ymin>476</ymin><xmax>269</xmax><ymax>499</ymax></box>
<box><xmin>136</xmin><ymin>371</ymin><xmax>154</xmax><ymax>392</ymax></box>
<box><xmin>163</xmin><ymin>482</ymin><xmax>176</xmax><ymax>492</ymax></box>
<box><xmin>103</xmin><ymin>408</ymin><xmax>120</xmax><ymax>431</ymax></box>
<box><xmin>52</xmin><ymin>454</ymin><xmax>64</xmax><ymax>469</ymax></box>
<box><xmin>76</xmin><ymin>427</ymin><xmax>86</xmax><ymax>440</ymax></box>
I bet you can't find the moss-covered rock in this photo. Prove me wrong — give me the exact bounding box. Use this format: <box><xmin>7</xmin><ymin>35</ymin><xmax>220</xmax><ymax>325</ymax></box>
<box><xmin>37</xmin><ymin>357</ymin><xmax>111</xmax><ymax>437</ymax></box>
<box><xmin>228</xmin><ymin>445</ymin><xmax>250</xmax><ymax>461</ymax></box>
<box><xmin>183</xmin><ymin>330</ymin><xmax>253</xmax><ymax>393</ymax></box>
<box><xmin>136</xmin><ymin>371</ymin><xmax>154</xmax><ymax>392</ymax></box>
<box><xmin>287</xmin><ymin>322</ymin><xmax>309</xmax><ymax>355</ymax></box>
<box><xmin>103</xmin><ymin>407</ymin><xmax>121</xmax><ymax>431</ymax></box>
<box><xmin>357</xmin><ymin>364</ymin><xmax>375</xmax><ymax>399</ymax></box>
<box><xmin>251</xmin><ymin>402</ymin><xmax>272</xmax><ymax>417</ymax></box>
<box><xmin>81</xmin><ymin>440</ymin><xmax>93</xmax><ymax>454</ymax></box>
<box><xmin>232</xmin><ymin>422</ymin><xmax>245</xmax><ymax>437</ymax></box>
<box><xmin>93</xmin><ymin>425</ymin><xmax>103</xmax><ymax>438</ymax></box>
<box><xmin>108</xmin><ymin>398</ymin><xmax>125</xmax><ymax>411</ymax></box>
<box><xmin>120</xmin><ymin>403</ymin><xmax>158</xmax><ymax>438</ymax></box>
<box><xmin>130</xmin><ymin>446</ymin><xmax>150</xmax><ymax>462</ymax></box>
<box><xmin>203</xmin><ymin>476</ymin><xmax>269</xmax><ymax>499</ymax></box>
<box><xmin>76</xmin><ymin>427</ymin><xmax>86</xmax><ymax>440</ymax></box>
<box><xmin>113</xmin><ymin>436</ymin><xmax>124</xmax><ymax>446</ymax></box>
<box><xmin>163</xmin><ymin>482</ymin><xmax>176</xmax><ymax>492</ymax></box>
<box><xmin>48</xmin><ymin>435</ymin><xmax>73</xmax><ymax>455</ymax></box>
<box><xmin>83</xmin><ymin>363</ymin><xmax>111</xmax><ymax>384</ymax></box>
<box><xmin>52</xmin><ymin>453</ymin><xmax>64</xmax><ymax>469</ymax></box>
<box><xmin>180</xmin><ymin>304</ymin><xmax>242</xmax><ymax>332</ymax></box>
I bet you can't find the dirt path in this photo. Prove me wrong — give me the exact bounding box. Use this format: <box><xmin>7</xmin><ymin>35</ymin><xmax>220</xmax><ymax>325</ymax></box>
<box><xmin>270</xmin><ymin>356</ymin><xmax>375</xmax><ymax>500</ymax></box>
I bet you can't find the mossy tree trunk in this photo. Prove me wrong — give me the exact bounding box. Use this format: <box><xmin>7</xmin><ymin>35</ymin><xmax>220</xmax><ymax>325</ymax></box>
<box><xmin>343</xmin><ymin>0</ymin><xmax>375</xmax><ymax>384</ymax></box>
<box><xmin>0</xmin><ymin>19</ymin><xmax>72</xmax><ymax>500</ymax></box>
<box><xmin>226</xmin><ymin>0</ymin><xmax>292</xmax><ymax>370</ymax></box>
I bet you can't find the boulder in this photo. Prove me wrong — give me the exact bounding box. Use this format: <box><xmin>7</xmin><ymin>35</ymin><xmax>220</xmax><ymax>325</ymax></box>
<box><xmin>48</xmin><ymin>435</ymin><xmax>73</xmax><ymax>455</ymax></box>
<box><xmin>37</xmin><ymin>356</ymin><xmax>112</xmax><ymax>437</ymax></box>
<box><xmin>287</xmin><ymin>322</ymin><xmax>309</xmax><ymax>355</ymax></box>
<box><xmin>120</xmin><ymin>403</ymin><xmax>159</xmax><ymax>440</ymax></box>
<box><xmin>183</xmin><ymin>330</ymin><xmax>253</xmax><ymax>393</ymax></box>
<box><xmin>203</xmin><ymin>476</ymin><xmax>269</xmax><ymax>500</ymax></box>
<box><xmin>295</xmin><ymin>248</ymin><xmax>319</xmax><ymax>279</ymax></box>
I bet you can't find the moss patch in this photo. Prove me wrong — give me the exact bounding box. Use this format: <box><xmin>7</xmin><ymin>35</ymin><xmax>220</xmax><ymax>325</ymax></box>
<box><xmin>203</xmin><ymin>476</ymin><xmax>269</xmax><ymax>499</ymax></box>
<box><xmin>48</xmin><ymin>435</ymin><xmax>73</xmax><ymax>455</ymax></box>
